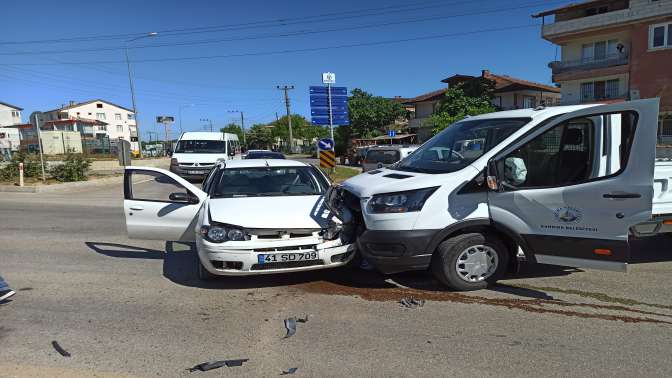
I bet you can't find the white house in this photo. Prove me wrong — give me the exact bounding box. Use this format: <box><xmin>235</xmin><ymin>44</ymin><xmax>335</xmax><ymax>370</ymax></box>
<box><xmin>0</xmin><ymin>101</ymin><xmax>22</xmax><ymax>126</ymax></box>
<box><xmin>42</xmin><ymin>99</ymin><xmax>138</xmax><ymax>151</ymax></box>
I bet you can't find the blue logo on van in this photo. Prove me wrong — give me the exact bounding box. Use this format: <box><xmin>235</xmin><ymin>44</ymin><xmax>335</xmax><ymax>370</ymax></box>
<box><xmin>554</xmin><ymin>206</ymin><xmax>582</xmax><ymax>223</ymax></box>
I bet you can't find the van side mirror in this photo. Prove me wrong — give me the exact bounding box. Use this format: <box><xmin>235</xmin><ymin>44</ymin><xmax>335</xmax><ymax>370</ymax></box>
<box><xmin>486</xmin><ymin>160</ymin><xmax>500</xmax><ymax>191</ymax></box>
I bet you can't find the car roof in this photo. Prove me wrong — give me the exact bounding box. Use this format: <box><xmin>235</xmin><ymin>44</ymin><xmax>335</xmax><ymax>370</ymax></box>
<box><xmin>221</xmin><ymin>159</ymin><xmax>308</xmax><ymax>169</ymax></box>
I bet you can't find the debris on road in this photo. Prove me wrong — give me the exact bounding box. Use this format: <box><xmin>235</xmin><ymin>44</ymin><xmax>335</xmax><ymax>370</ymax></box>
<box><xmin>51</xmin><ymin>341</ymin><xmax>71</xmax><ymax>357</ymax></box>
<box><xmin>188</xmin><ymin>359</ymin><xmax>249</xmax><ymax>372</ymax></box>
<box><xmin>283</xmin><ymin>315</ymin><xmax>309</xmax><ymax>339</ymax></box>
<box><xmin>282</xmin><ymin>367</ymin><xmax>299</xmax><ymax>375</ymax></box>
<box><xmin>399</xmin><ymin>297</ymin><xmax>425</xmax><ymax>309</ymax></box>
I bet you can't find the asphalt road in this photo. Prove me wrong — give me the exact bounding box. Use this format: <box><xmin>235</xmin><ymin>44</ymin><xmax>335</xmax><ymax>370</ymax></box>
<box><xmin>2</xmin><ymin>181</ymin><xmax>672</xmax><ymax>377</ymax></box>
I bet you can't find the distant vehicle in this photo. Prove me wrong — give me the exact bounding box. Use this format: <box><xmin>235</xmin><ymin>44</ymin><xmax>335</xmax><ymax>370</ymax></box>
<box><xmin>361</xmin><ymin>145</ymin><xmax>419</xmax><ymax>172</ymax></box>
<box><xmin>123</xmin><ymin>159</ymin><xmax>355</xmax><ymax>279</ymax></box>
<box><xmin>169</xmin><ymin>132</ymin><xmax>241</xmax><ymax>180</ymax></box>
<box><xmin>245</xmin><ymin>150</ymin><xmax>285</xmax><ymax>159</ymax></box>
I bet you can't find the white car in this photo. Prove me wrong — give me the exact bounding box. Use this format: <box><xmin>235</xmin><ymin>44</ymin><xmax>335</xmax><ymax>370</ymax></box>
<box><xmin>123</xmin><ymin>159</ymin><xmax>355</xmax><ymax>279</ymax></box>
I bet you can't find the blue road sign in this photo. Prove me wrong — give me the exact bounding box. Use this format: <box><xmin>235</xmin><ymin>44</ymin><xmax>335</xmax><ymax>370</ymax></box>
<box><xmin>309</xmin><ymin>96</ymin><xmax>348</xmax><ymax>107</ymax></box>
<box><xmin>318</xmin><ymin>138</ymin><xmax>335</xmax><ymax>150</ymax></box>
<box><xmin>310</xmin><ymin>107</ymin><xmax>349</xmax><ymax>116</ymax></box>
<box><xmin>309</xmin><ymin>86</ymin><xmax>348</xmax><ymax>96</ymax></box>
<box><xmin>388</xmin><ymin>130</ymin><xmax>397</xmax><ymax>137</ymax></box>
<box><xmin>312</xmin><ymin>117</ymin><xmax>350</xmax><ymax>125</ymax></box>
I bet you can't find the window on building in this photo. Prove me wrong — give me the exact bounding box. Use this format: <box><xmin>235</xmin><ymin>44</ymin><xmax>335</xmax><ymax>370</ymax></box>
<box><xmin>97</xmin><ymin>103</ymin><xmax>103</xmax><ymax>108</ymax></box>
<box><xmin>605</xmin><ymin>79</ymin><xmax>620</xmax><ymax>98</ymax></box>
<box><xmin>580</xmin><ymin>79</ymin><xmax>620</xmax><ymax>101</ymax></box>
<box><xmin>116</xmin><ymin>125</ymin><xmax>124</xmax><ymax>132</ymax></box>
<box><xmin>650</xmin><ymin>23</ymin><xmax>672</xmax><ymax>49</ymax></box>
<box><xmin>581</xmin><ymin>82</ymin><xmax>594</xmax><ymax>101</ymax></box>
<box><xmin>97</xmin><ymin>125</ymin><xmax>107</xmax><ymax>132</ymax></box>
<box><xmin>11</xmin><ymin>111</ymin><xmax>19</xmax><ymax>117</ymax></box>
<box><xmin>96</xmin><ymin>113</ymin><xmax>106</xmax><ymax>120</ymax></box>
<box><xmin>582</xmin><ymin>40</ymin><xmax>619</xmax><ymax>61</ymax></box>
<box><xmin>523</xmin><ymin>96</ymin><xmax>536</xmax><ymax>108</ymax></box>
<box><xmin>115</xmin><ymin>113</ymin><xmax>122</xmax><ymax>120</ymax></box>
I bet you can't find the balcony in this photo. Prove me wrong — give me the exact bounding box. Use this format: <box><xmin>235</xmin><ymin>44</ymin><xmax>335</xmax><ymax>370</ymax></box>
<box><xmin>550</xmin><ymin>52</ymin><xmax>629</xmax><ymax>75</ymax></box>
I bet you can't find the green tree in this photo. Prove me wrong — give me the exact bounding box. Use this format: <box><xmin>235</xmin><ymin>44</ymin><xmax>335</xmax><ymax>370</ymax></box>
<box><xmin>246</xmin><ymin>124</ymin><xmax>274</xmax><ymax>149</ymax></box>
<box><xmin>348</xmin><ymin>88</ymin><xmax>406</xmax><ymax>138</ymax></box>
<box><xmin>220</xmin><ymin>123</ymin><xmax>244</xmax><ymax>141</ymax></box>
<box><xmin>427</xmin><ymin>79</ymin><xmax>496</xmax><ymax>134</ymax></box>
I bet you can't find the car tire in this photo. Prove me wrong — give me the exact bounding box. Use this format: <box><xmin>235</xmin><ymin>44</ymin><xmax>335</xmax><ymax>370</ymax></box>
<box><xmin>431</xmin><ymin>232</ymin><xmax>509</xmax><ymax>291</ymax></box>
<box><xmin>197</xmin><ymin>255</ymin><xmax>216</xmax><ymax>281</ymax></box>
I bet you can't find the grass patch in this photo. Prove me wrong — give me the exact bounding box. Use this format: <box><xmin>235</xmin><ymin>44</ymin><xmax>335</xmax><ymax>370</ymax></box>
<box><xmin>321</xmin><ymin>166</ymin><xmax>360</xmax><ymax>183</ymax></box>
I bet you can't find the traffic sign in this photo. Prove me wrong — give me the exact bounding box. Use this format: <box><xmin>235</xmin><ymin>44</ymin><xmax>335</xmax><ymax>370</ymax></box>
<box><xmin>310</xmin><ymin>107</ymin><xmax>348</xmax><ymax>116</ymax></box>
<box><xmin>388</xmin><ymin>130</ymin><xmax>396</xmax><ymax>137</ymax></box>
<box><xmin>310</xmin><ymin>96</ymin><xmax>348</xmax><ymax>107</ymax></box>
<box><xmin>309</xmin><ymin>86</ymin><xmax>347</xmax><ymax>96</ymax></box>
<box><xmin>318</xmin><ymin>138</ymin><xmax>334</xmax><ymax>150</ymax></box>
<box><xmin>312</xmin><ymin>117</ymin><xmax>350</xmax><ymax>125</ymax></box>
<box><xmin>319</xmin><ymin>150</ymin><xmax>336</xmax><ymax>168</ymax></box>
<box><xmin>322</xmin><ymin>72</ymin><xmax>336</xmax><ymax>84</ymax></box>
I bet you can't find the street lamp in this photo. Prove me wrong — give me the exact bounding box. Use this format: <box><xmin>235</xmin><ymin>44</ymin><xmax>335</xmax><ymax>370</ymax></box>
<box><xmin>125</xmin><ymin>32</ymin><xmax>158</xmax><ymax>157</ymax></box>
<box><xmin>227</xmin><ymin>110</ymin><xmax>246</xmax><ymax>146</ymax></box>
<box><xmin>178</xmin><ymin>104</ymin><xmax>195</xmax><ymax>134</ymax></box>
<box><xmin>200</xmin><ymin>118</ymin><xmax>213</xmax><ymax>132</ymax></box>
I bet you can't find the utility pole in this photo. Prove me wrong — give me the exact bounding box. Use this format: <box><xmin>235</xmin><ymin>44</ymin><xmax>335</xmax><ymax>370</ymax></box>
<box><xmin>275</xmin><ymin>112</ymin><xmax>279</xmax><ymax>121</ymax></box>
<box><xmin>277</xmin><ymin>85</ymin><xmax>295</xmax><ymax>153</ymax></box>
<box><xmin>33</xmin><ymin>114</ymin><xmax>46</xmax><ymax>183</ymax></box>
<box><xmin>200</xmin><ymin>118</ymin><xmax>213</xmax><ymax>132</ymax></box>
<box><xmin>227</xmin><ymin>110</ymin><xmax>246</xmax><ymax>146</ymax></box>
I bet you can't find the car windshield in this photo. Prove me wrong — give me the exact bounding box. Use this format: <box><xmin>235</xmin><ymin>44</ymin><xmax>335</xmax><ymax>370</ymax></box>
<box><xmin>174</xmin><ymin>140</ymin><xmax>225</xmax><ymax>154</ymax></box>
<box><xmin>366</xmin><ymin>149</ymin><xmax>400</xmax><ymax>164</ymax></box>
<box><xmin>392</xmin><ymin>118</ymin><xmax>530</xmax><ymax>174</ymax></box>
<box><xmin>212</xmin><ymin>166</ymin><xmax>329</xmax><ymax>198</ymax></box>
<box><xmin>245</xmin><ymin>152</ymin><xmax>285</xmax><ymax>159</ymax></box>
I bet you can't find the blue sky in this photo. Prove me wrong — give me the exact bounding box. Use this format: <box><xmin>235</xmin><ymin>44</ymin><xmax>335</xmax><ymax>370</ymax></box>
<box><xmin>1</xmin><ymin>0</ymin><xmax>563</xmax><ymax>140</ymax></box>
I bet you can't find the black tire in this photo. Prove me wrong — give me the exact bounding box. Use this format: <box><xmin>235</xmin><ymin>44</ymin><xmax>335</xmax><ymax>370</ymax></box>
<box><xmin>197</xmin><ymin>255</ymin><xmax>216</xmax><ymax>281</ymax></box>
<box><xmin>431</xmin><ymin>232</ymin><xmax>509</xmax><ymax>291</ymax></box>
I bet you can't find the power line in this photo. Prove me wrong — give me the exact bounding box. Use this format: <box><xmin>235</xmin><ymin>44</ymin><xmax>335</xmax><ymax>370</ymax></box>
<box><xmin>0</xmin><ymin>0</ymin><xmax>562</xmax><ymax>56</ymax></box>
<box><xmin>0</xmin><ymin>0</ymin><xmax>472</xmax><ymax>46</ymax></box>
<box><xmin>0</xmin><ymin>24</ymin><xmax>539</xmax><ymax>66</ymax></box>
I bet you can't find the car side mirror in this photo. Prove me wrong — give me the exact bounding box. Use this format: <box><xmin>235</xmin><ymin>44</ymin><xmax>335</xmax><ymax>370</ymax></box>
<box><xmin>169</xmin><ymin>192</ymin><xmax>199</xmax><ymax>204</ymax></box>
<box><xmin>228</xmin><ymin>151</ymin><xmax>236</xmax><ymax>157</ymax></box>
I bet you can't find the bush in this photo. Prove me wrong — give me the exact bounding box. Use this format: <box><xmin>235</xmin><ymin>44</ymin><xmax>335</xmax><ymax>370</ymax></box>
<box><xmin>0</xmin><ymin>152</ymin><xmax>42</xmax><ymax>181</ymax></box>
<box><xmin>49</xmin><ymin>154</ymin><xmax>91</xmax><ymax>182</ymax></box>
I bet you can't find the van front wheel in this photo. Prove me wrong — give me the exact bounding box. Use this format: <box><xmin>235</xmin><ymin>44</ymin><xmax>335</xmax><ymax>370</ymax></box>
<box><xmin>431</xmin><ymin>233</ymin><xmax>509</xmax><ymax>291</ymax></box>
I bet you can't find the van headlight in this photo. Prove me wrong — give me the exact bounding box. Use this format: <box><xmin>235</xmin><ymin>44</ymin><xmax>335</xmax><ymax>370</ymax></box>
<box><xmin>366</xmin><ymin>187</ymin><xmax>438</xmax><ymax>214</ymax></box>
<box><xmin>200</xmin><ymin>224</ymin><xmax>247</xmax><ymax>243</ymax></box>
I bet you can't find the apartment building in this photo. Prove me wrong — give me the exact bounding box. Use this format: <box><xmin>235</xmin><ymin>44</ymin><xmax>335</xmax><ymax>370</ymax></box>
<box><xmin>42</xmin><ymin>99</ymin><xmax>138</xmax><ymax>151</ymax></box>
<box><xmin>0</xmin><ymin>101</ymin><xmax>22</xmax><ymax>126</ymax></box>
<box><xmin>533</xmin><ymin>0</ymin><xmax>672</xmax><ymax>142</ymax></box>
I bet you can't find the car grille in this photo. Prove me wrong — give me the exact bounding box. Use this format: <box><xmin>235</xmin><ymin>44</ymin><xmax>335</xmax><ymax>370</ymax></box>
<box><xmin>250</xmin><ymin>260</ymin><xmax>325</xmax><ymax>270</ymax></box>
<box><xmin>254</xmin><ymin>245</ymin><xmax>317</xmax><ymax>252</ymax></box>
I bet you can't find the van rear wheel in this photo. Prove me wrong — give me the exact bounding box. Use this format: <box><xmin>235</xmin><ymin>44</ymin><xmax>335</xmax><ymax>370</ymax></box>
<box><xmin>431</xmin><ymin>233</ymin><xmax>509</xmax><ymax>291</ymax></box>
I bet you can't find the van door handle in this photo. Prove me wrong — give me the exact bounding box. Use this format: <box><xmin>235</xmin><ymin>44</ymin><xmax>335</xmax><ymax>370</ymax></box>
<box><xmin>603</xmin><ymin>193</ymin><xmax>641</xmax><ymax>199</ymax></box>
<box><xmin>130</xmin><ymin>206</ymin><xmax>145</xmax><ymax>211</ymax></box>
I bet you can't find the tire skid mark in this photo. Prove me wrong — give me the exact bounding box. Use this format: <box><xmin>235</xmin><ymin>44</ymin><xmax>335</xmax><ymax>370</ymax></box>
<box><xmin>298</xmin><ymin>281</ymin><xmax>672</xmax><ymax>325</ymax></box>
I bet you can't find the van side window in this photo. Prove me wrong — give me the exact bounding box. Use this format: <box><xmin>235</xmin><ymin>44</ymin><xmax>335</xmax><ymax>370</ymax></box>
<box><xmin>499</xmin><ymin>111</ymin><xmax>636</xmax><ymax>189</ymax></box>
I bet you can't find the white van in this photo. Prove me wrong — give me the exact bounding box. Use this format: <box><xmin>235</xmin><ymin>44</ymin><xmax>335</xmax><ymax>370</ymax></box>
<box><xmin>170</xmin><ymin>132</ymin><xmax>241</xmax><ymax>179</ymax></box>
<box><xmin>327</xmin><ymin>99</ymin><xmax>672</xmax><ymax>291</ymax></box>
<box><xmin>362</xmin><ymin>145</ymin><xmax>419</xmax><ymax>172</ymax></box>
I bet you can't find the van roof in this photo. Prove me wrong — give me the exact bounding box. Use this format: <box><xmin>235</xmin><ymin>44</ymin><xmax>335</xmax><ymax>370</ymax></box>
<box><xmin>464</xmin><ymin>104</ymin><xmax>599</xmax><ymax>122</ymax></box>
<box><xmin>178</xmin><ymin>131</ymin><xmax>239</xmax><ymax>141</ymax></box>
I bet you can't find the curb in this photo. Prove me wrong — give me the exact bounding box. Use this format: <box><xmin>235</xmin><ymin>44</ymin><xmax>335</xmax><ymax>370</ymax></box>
<box><xmin>0</xmin><ymin>175</ymin><xmax>123</xmax><ymax>193</ymax></box>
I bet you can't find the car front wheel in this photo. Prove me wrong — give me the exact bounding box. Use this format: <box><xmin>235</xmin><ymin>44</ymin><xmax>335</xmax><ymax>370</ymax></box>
<box><xmin>431</xmin><ymin>232</ymin><xmax>509</xmax><ymax>291</ymax></box>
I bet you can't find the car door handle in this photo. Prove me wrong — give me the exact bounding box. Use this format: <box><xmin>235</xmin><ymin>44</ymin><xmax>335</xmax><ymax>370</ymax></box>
<box><xmin>603</xmin><ymin>193</ymin><xmax>642</xmax><ymax>199</ymax></box>
<box><xmin>130</xmin><ymin>206</ymin><xmax>145</xmax><ymax>211</ymax></box>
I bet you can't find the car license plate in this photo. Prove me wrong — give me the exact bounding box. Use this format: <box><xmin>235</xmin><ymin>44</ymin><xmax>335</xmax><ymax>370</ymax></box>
<box><xmin>258</xmin><ymin>251</ymin><xmax>319</xmax><ymax>264</ymax></box>
<box><xmin>187</xmin><ymin>170</ymin><xmax>203</xmax><ymax>175</ymax></box>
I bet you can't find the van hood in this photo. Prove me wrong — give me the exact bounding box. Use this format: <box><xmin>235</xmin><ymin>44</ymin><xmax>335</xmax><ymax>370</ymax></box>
<box><xmin>207</xmin><ymin>195</ymin><xmax>331</xmax><ymax>229</ymax></box>
<box><xmin>173</xmin><ymin>153</ymin><xmax>227</xmax><ymax>164</ymax></box>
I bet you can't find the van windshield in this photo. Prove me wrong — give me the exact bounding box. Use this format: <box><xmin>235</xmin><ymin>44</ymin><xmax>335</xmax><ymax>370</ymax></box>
<box><xmin>174</xmin><ymin>140</ymin><xmax>225</xmax><ymax>154</ymax></box>
<box><xmin>392</xmin><ymin>118</ymin><xmax>530</xmax><ymax>174</ymax></box>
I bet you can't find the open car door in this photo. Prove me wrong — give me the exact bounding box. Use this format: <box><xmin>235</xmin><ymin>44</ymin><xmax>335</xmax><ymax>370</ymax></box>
<box><xmin>487</xmin><ymin>99</ymin><xmax>659</xmax><ymax>272</ymax></box>
<box><xmin>123</xmin><ymin>167</ymin><xmax>207</xmax><ymax>241</ymax></box>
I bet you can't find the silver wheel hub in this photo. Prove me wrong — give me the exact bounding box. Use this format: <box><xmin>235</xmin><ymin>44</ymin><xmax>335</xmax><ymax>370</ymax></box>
<box><xmin>455</xmin><ymin>245</ymin><xmax>499</xmax><ymax>283</ymax></box>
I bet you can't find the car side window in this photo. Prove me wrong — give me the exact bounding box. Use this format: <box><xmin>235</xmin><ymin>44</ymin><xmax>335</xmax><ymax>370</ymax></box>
<box><xmin>127</xmin><ymin>171</ymin><xmax>188</xmax><ymax>202</ymax></box>
<box><xmin>202</xmin><ymin>167</ymin><xmax>219</xmax><ymax>194</ymax></box>
<box><xmin>499</xmin><ymin>111</ymin><xmax>636</xmax><ymax>189</ymax></box>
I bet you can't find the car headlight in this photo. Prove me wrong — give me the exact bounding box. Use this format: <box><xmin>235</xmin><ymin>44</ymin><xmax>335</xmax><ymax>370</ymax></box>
<box><xmin>322</xmin><ymin>219</ymin><xmax>343</xmax><ymax>241</ymax></box>
<box><xmin>200</xmin><ymin>224</ymin><xmax>247</xmax><ymax>243</ymax></box>
<box><xmin>366</xmin><ymin>187</ymin><xmax>439</xmax><ymax>214</ymax></box>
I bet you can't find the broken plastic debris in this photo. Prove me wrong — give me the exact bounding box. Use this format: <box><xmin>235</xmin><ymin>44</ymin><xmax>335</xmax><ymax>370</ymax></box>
<box><xmin>282</xmin><ymin>367</ymin><xmax>299</xmax><ymax>375</ymax></box>
<box><xmin>399</xmin><ymin>297</ymin><xmax>425</xmax><ymax>309</ymax></box>
<box><xmin>188</xmin><ymin>359</ymin><xmax>249</xmax><ymax>372</ymax></box>
<box><xmin>52</xmin><ymin>341</ymin><xmax>71</xmax><ymax>357</ymax></box>
<box><xmin>283</xmin><ymin>315</ymin><xmax>308</xmax><ymax>338</ymax></box>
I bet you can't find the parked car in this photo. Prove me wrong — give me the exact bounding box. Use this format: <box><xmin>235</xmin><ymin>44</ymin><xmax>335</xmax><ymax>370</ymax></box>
<box><xmin>327</xmin><ymin>99</ymin><xmax>671</xmax><ymax>291</ymax></box>
<box><xmin>169</xmin><ymin>132</ymin><xmax>241</xmax><ymax>180</ymax></box>
<box><xmin>123</xmin><ymin>159</ymin><xmax>355</xmax><ymax>279</ymax></box>
<box><xmin>244</xmin><ymin>150</ymin><xmax>285</xmax><ymax>159</ymax></box>
<box><xmin>361</xmin><ymin>145</ymin><xmax>419</xmax><ymax>172</ymax></box>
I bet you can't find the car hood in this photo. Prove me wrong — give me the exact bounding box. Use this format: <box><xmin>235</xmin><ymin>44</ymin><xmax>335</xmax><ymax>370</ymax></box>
<box><xmin>173</xmin><ymin>153</ymin><xmax>227</xmax><ymax>164</ymax></box>
<box><xmin>207</xmin><ymin>195</ymin><xmax>331</xmax><ymax>229</ymax></box>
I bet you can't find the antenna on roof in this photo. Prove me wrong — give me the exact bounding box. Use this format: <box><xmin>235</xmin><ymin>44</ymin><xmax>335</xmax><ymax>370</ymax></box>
<box><xmin>265</xmin><ymin>160</ymin><xmax>270</xmax><ymax>168</ymax></box>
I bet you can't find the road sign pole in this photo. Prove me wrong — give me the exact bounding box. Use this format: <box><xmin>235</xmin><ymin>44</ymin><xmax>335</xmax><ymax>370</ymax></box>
<box><xmin>327</xmin><ymin>83</ymin><xmax>334</xmax><ymax>144</ymax></box>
